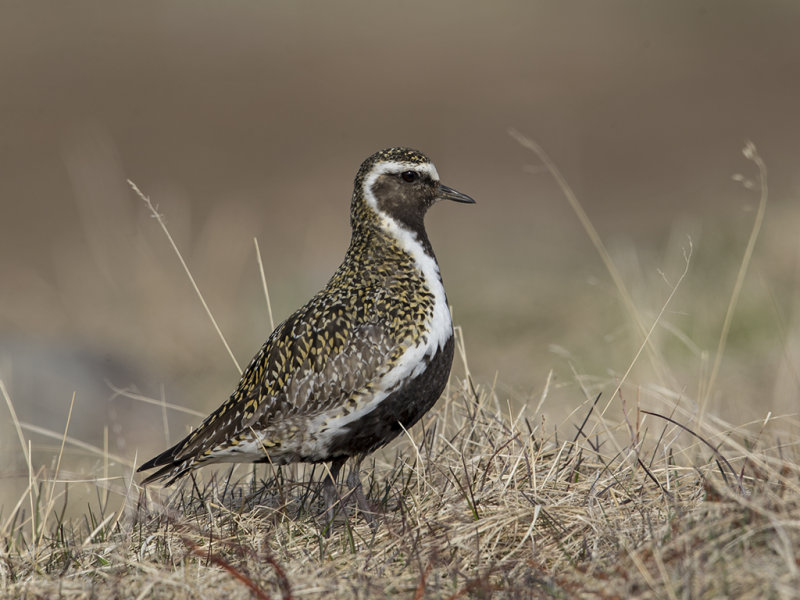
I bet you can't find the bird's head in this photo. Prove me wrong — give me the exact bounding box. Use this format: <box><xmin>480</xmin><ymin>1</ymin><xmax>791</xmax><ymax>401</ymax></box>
<box><xmin>351</xmin><ymin>147</ymin><xmax>474</xmax><ymax>235</ymax></box>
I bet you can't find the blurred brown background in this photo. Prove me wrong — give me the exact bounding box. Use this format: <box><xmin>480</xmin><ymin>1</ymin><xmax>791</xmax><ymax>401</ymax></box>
<box><xmin>1</xmin><ymin>2</ymin><xmax>799</xmax><ymax>483</ymax></box>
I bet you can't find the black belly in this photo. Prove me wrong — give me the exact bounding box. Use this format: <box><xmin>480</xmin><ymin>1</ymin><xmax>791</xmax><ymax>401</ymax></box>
<box><xmin>325</xmin><ymin>335</ymin><xmax>455</xmax><ymax>458</ymax></box>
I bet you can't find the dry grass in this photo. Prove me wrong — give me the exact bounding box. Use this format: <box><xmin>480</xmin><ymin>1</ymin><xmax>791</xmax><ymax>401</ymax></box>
<box><xmin>2</xmin><ymin>138</ymin><xmax>799</xmax><ymax>598</ymax></box>
<box><xmin>2</xmin><ymin>363</ymin><xmax>799</xmax><ymax>599</ymax></box>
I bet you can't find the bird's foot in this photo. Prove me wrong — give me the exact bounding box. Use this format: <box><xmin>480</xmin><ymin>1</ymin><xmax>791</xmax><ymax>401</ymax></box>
<box><xmin>350</xmin><ymin>482</ymin><xmax>381</xmax><ymax>528</ymax></box>
<box><xmin>319</xmin><ymin>460</ymin><xmax>381</xmax><ymax>533</ymax></box>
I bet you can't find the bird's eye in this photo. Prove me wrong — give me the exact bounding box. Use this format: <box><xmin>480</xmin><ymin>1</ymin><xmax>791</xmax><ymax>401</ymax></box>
<box><xmin>400</xmin><ymin>171</ymin><xmax>419</xmax><ymax>183</ymax></box>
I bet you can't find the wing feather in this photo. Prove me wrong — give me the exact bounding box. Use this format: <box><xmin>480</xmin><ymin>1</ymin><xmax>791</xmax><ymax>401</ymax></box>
<box><xmin>138</xmin><ymin>289</ymin><xmax>404</xmax><ymax>482</ymax></box>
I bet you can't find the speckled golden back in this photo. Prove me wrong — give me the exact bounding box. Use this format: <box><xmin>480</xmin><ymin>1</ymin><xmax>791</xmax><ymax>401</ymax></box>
<box><xmin>165</xmin><ymin>225</ymin><xmax>435</xmax><ymax>466</ymax></box>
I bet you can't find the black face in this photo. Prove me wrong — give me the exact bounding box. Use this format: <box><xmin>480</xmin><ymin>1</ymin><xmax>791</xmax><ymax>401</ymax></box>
<box><xmin>370</xmin><ymin>169</ymin><xmax>439</xmax><ymax>234</ymax></box>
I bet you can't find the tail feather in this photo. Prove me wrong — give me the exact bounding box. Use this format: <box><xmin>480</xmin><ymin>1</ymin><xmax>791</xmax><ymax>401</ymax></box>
<box><xmin>138</xmin><ymin>440</ymin><xmax>194</xmax><ymax>486</ymax></box>
<box><xmin>138</xmin><ymin>462</ymin><xmax>188</xmax><ymax>486</ymax></box>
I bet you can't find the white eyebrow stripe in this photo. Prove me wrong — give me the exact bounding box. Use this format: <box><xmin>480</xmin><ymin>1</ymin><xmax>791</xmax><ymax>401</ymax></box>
<box><xmin>361</xmin><ymin>160</ymin><xmax>440</xmax><ymax>214</ymax></box>
<box><xmin>369</xmin><ymin>160</ymin><xmax>439</xmax><ymax>182</ymax></box>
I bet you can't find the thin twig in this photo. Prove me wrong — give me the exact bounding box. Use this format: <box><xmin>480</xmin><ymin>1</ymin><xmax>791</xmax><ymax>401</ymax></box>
<box><xmin>254</xmin><ymin>237</ymin><xmax>276</xmax><ymax>331</ymax></box>
<box><xmin>38</xmin><ymin>391</ymin><xmax>77</xmax><ymax>547</ymax></box>
<box><xmin>128</xmin><ymin>179</ymin><xmax>241</xmax><ymax>374</ymax></box>
<box><xmin>699</xmin><ymin>141</ymin><xmax>768</xmax><ymax>423</ymax></box>
<box><xmin>640</xmin><ymin>410</ymin><xmax>743</xmax><ymax>494</ymax></box>
<box><xmin>509</xmin><ymin>128</ymin><xmax>667</xmax><ymax>385</ymax></box>
<box><xmin>181</xmin><ymin>534</ymin><xmax>273</xmax><ymax>600</ymax></box>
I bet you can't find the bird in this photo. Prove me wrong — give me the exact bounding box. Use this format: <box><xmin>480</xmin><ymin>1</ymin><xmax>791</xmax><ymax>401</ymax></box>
<box><xmin>137</xmin><ymin>147</ymin><xmax>474</xmax><ymax>524</ymax></box>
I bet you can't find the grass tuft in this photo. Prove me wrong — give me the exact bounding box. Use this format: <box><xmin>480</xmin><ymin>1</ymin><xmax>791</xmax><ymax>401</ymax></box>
<box><xmin>1</xmin><ymin>370</ymin><xmax>798</xmax><ymax>598</ymax></box>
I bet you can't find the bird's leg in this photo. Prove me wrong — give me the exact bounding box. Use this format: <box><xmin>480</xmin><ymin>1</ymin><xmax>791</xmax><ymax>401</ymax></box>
<box><xmin>346</xmin><ymin>455</ymin><xmax>378</xmax><ymax>526</ymax></box>
<box><xmin>322</xmin><ymin>457</ymin><xmax>346</xmax><ymax>530</ymax></box>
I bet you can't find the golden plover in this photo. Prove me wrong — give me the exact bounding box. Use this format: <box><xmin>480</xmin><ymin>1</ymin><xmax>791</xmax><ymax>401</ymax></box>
<box><xmin>138</xmin><ymin>147</ymin><xmax>474</xmax><ymax>522</ymax></box>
